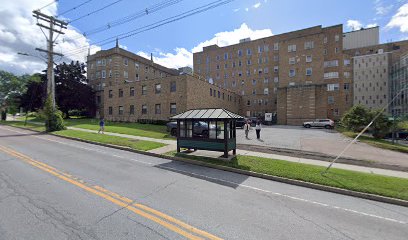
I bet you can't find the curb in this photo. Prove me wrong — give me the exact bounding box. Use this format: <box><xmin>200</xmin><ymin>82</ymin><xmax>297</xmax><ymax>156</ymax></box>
<box><xmin>2</xmin><ymin>124</ymin><xmax>408</xmax><ymax>207</ymax></box>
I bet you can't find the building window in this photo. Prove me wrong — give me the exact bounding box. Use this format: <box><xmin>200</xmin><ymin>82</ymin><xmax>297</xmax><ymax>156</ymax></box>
<box><xmin>232</xmin><ymin>81</ymin><xmax>236</xmax><ymax>87</ymax></box>
<box><xmin>306</xmin><ymin>55</ymin><xmax>312</xmax><ymax>63</ymax></box>
<box><xmin>327</xmin><ymin>83</ymin><xmax>340</xmax><ymax>91</ymax></box>
<box><xmin>224</xmin><ymin>53</ymin><xmax>228</xmax><ymax>60</ymax></box>
<box><xmin>344</xmin><ymin>59</ymin><xmax>351</xmax><ymax>66</ymax></box>
<box><xmin>247</xmin><ymin>48</ymin><xmax>252</xmax><ymax>55</ymax></box>
<box><xmin>324</xmin><ymin>60</ymin><xmax>339</xmax><ymax>68</ymax></box>
<box><xmin>124</xmin><ymin>71</ymin><xmax>128</xmax><ymax>79</ymax></box>
<box><xmin>247</xmin><ymin>100</ymin><xmax>251</xmax><ymax>106</ymax></box>
<box><xmin>108</xmin><ymin>106</ymin><xmax>113</xmax><ymax>115</ymax></box>
<box><xmin>323</xmin><ymin>49</ymin><xmax>327</xmax><ymax>55</ymax></box>
<box><xmin>328</xmin><ymin>96</ymin><xmax>334</xmax><ymax>104</ymax></box>
<box><xmin>252</xmin><ymin>89</ymin><xmax>256</xmax><ymax>95</ymax></box>
<box><xmin>324</xmin><ymin>36</ymin><xmax>327</xmax><ymax>44</ymax></box>
<box><xmin>252</xmin><ymin>79</ymin><xmax>257</xmax><ymax>85</ymax></box>
<box><xmin>109</xmin><ymin>90</ymin><xmax>113</xmax><ymax>98</ymax></box>
<box><xmin>109</xmin><ymin>70</ymin><xmax>112</xmax><ymax>78</ymax></box>
<box><xmin>304</xmin><ymin>41</ymin><xmax>314</xmax><ymax>49</ymax></box>
<box><xmin>155</xmin><ymin>84</ymin><xmax>161</xmax><ymax>94</ymax></box>
<box><xmin>123</xmin><ymin>58</ymin><xmax>128</xmax><ymax>66</ymax></box>
<box><xmin>247</xmin><ymin>59</ymin><xmax>251</xmax><ymax>65</ymax></box>
<box><xmin>135</xmin><ymin>63</ymin><xmax>140</xmax><ymax>71</ymax></box>
<box><xmin>264</xmin><ymin>67</ymin><xmax>269</xmax><ymax>73</ymax></box>
<box><xmin>142</xmin><ymin>105</ymin><xmax>147</xmax><ymax>114</ymax></box>
<box><xmin>170</xmin><ymin>82</ymin><xmax>176</xmax><ymax>92</ymax></box>
<box><xmin>130</xmin><ymin>87</ymin><xmax>135</xmax><ymax>96</ymax></box>
<box><xmin>306</xmin><ymin>68</ymin><xmax>312</xmax><ymax>76</ymax></box>
<box><xmin>335</xmin><ymin>34</ymin><xmax>340</xmax><ymax>42</ymax></box>
<box><xmin>258</xmin><ymin>45</ymin><xmax>263</xmax><ymax>53</ymax></box>
<box><xmin>288</xmin><ymin>44</ymin><xmax>296</xmax><ymax>52</ymax></box>
<box><xmin>118</xmin><ymin>106</ymin><xmax>124</xmax><ymax>115</ymax></box>
<box><xmin>324</xmin><ymin>72</ymin><xmax>339</xmax><ymax>79</ymax></box>
<box><xmin>238</xmin><ymin>49</ymin><xmax>242</xmax><ymax>57</ymax></box>
<box><xmin>264</xmin><ymin>88</ymin><xmax>269</xmax><ymax>95</ymax></box>
<box><xmin>101</xmin><ymin>70</ymin><xmax>106</xmax><ymax>78</ymax></box>
<box><xmin>264</xmin><ymin>45</ymin><xmax>269</xmax><ymax>52</ymax></box>
<box><xmin>264</xmin><ymin>78</ymin><xmax>269</xmax><ymax>83</ymax></box>
<box><xmin>135</xmin><ymin>73</ymin><xmax>139</xmax><ymax>81</ymax></box>
<box><xmin>210</xmin><ymin>88</ymin><xmax>212</xmax><ymax>96</ymax></box>
<box><xmin>218</xmin><ymin>91</ymin><xmax>220</xmax><ymax>98</ymax></box>
<box><xmin>170</xmin><ymin>103</ymin><xmax>176</xmax><ymax>114</ymax></box>
<box><xmin>335</xmin><ymin>47</ymin><xmax>339</xmax><ymax>54</ymax></box>
<box><xmin>155</xmin><ymin>104</ymin><xmax>161</xmax><ymax>114</ymax></box>
<box><xmin>274</xmin><ymin>66</ymin><xmax>279</xmax><ymax>73</ymax></box>
<box><xmin>289</xmin><ymin>69</ymin><xmax>296</xmax><ymax>77</ymax></box>
<box><xmin>142</xmin><ymin>85</ymin><xmax>147</xmax><ymax>95</ymax></box>
<box><xmin>289</xmin><ymin>57</ymin><xmax>295</xmax><ymax>65</ymax></box>
<box><xmin>274</xmin><ymin>77</ymin><xmax>279</xmax><ymax>83</ymax></box>
<box><xmin>344</xmin><ymin>72</ymin><xmax>350</xmax><ymax>78</ymax></box>
<box><xmin>273</xmin><ymin>55</ymin><xmax>279</xmax><ymax>62</ymax></box>
<box><xmin>130</xmin><ymin>105</ymin><xmax>135</xmax><ymax>115</ymax></box>
<box><xmin>118</xmin><ymin>89</ymin><xmax>124</xmax><ymax>97</ymax></box>
<box><xmin>273</xmin><ymin>42</ymin><xmax>279</xmax><ymax>50</ymax></box>
<box><xmin>96</xmin><ymin>71</ymin><xmax>101</xmax><ymax>78</ymax></box>
<box><xmin>344</xmin><ymin>83</ymin><xmax>350</xmax><ymax>90</ymax></box>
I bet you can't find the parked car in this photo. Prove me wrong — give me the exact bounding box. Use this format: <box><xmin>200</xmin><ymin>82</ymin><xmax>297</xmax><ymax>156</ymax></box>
<box><xmin>303</xmin><ymin>119</ymin><xmax>334</xmax><ymax>129</ymax></box>
<box><xmin>235</xmin><ymin>119</ymin><xmax>246</xmax><ymax>129</ymax></box>
<box><xmin>166</xmin><ymin>121</ymin><xmax>218</xmax><ymax>136</ymax></box>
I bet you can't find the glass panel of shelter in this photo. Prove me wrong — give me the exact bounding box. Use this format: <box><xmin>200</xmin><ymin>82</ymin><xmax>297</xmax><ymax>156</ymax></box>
<box><xmin>179</xmin><ymin>120</ymin><xmax>235</xmax><ymax>140</ymax></box>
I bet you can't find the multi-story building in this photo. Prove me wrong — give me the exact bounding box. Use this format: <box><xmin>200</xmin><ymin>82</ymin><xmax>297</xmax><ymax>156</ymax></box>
<box><xmin>87</xmin><ymin>42</ymin><xmax>241</xmax><ymax>121</ymax></box>
<box><xmin>390</xmin><ymin>53</ymin><xmax>408</xmax><ymax>116</ymax></box>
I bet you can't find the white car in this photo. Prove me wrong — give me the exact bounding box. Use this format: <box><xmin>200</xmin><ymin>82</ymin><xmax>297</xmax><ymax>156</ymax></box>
<box><xmin>303</xmin><ymin>119</ymin><xmax>334</xmax><ymax>129</ymax></box>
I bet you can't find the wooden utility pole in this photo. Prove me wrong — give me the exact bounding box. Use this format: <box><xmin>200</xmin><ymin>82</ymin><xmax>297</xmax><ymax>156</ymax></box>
<box><xmin>32</xmin><ymin>10</ymin><xmax>67</xmax><ymax>110</ymax></box>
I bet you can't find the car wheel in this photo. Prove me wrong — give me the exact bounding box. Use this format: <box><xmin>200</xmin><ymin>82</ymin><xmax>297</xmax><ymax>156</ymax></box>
<box><xmin>171</xmin><ymin>128</ymin><xmax>177</xmax><ymax>136</ymax></box>
<box><xmin>202</xmin><ymin>130</ymin><xmax>209</xmax><ymax>137</ymax></box>
<box><xmin>304</xmin><ymin>124</ymin><xmax>311</xmax><ymax>128</ymax></box>
<box><xmin>324</xmin><ymin>125</ymin><xmax>332</xmax><ymax>129</ymax></box>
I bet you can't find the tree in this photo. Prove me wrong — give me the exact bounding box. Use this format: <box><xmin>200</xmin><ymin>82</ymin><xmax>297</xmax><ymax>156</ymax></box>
<box><xmin>0</xmin><ymin>71</ymin><xmax>32</xmax><ymax>118</ymax></box>
<box><xmin>20</xmin><ymin>61</ymin><xmax>96</xmax><ymax>118</ymax></box>
<box><xmin>341</xmin><ymin>105</ymin><xmax>372</xmax><ymax>132</ymax></box>
<box><xmin>43</xmin><ymin>94</ymin><xmax>65</xmax><ymax>132</ymax></box>
<box><xmin>371</xmin><ymin>109</ymin><xmax>392</xmax><ymax>139</ymax></box>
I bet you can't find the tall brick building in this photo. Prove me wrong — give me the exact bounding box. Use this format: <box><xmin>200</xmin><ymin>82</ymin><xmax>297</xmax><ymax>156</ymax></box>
<box><xmin>193</xmin><ymin>24</ymin><xmax>408</xmax><ymax>124</ymax></box>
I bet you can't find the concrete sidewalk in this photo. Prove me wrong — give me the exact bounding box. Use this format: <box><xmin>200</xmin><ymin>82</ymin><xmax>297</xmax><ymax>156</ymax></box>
<box><xmin>22</xmin><ymin>121</ymin><xmax>408</xmax><ymax>179</ymax></box>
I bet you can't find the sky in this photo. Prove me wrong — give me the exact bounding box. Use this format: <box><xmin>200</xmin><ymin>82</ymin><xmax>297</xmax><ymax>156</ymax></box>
<box><xmin>1</xmin><ymin>0</ymin><xmax>408</xmax><ymax>75</ymax></box>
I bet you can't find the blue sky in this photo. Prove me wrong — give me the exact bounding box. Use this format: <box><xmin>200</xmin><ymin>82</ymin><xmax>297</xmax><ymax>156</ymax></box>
<box><xmin>1</xmin><ymin>0</ymin><xmax>408</xmax><ymax>74</ymax></box>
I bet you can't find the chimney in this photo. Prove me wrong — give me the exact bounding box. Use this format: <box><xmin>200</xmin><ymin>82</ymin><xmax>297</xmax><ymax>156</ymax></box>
<box><xmin>116</xmin><ymin>38</ymin><xmax>119</xmax><ymax>48</ymax></box>
<box><xmin>151</xmin><ymin>53</ymin><xmax>153</xmax><ymax>63</ymax></box>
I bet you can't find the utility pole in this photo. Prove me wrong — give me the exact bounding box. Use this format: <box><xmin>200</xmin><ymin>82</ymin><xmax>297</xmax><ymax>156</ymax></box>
<box><xmin>32</xmin><ymin>10</ymin><xmax>67</xmax><ymax>110</ymax></box>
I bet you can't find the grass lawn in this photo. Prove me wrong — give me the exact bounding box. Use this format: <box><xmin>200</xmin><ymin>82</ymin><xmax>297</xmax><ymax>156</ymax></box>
<box><xmin>1</xmin><ymin>121</ymin><xmax>166</xmax><ymax>151</ymax></box>
<box><xmin>63</xmin><ymin>118</ymin><xmax>172</xmax><ymax>140</ymax></box>
<box><xmin>165</xmin><ymin>152</ymin><xmax>408</xmax><ymax>201</ymax></box>
<box><xmin>337</xmin><ymin>128</ymin><xmax>408</xmax><ymax>154</ymax></box>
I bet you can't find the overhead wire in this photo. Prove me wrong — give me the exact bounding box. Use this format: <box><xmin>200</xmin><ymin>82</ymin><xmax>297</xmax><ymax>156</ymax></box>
<box><xmin>37</xmin><ymin>0</ymin><xmax>58</xmax><ymax>11</ymax></box>
<box><xmin>62</xmin><ymin>0</ymin><xmax>235</xmax><ymax>58</ymax></box>
<box><xmin>57</xmin><ymin>0</ymin><xmax>93</xmax><ymax>17</ymax></box>
<box><xmin>68</xmin><ymin>0</ymin><xmax>124</xmax><ymax>23</ymax></box>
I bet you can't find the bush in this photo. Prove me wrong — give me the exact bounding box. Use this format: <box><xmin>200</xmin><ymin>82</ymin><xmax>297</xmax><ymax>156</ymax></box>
<box><xmin>43</xmin><ymin>95</ymin><xmax>65</xmax><ymax>132</ymax></box>
<box><xmin>1</xmin><ymin>110</ymin><xmax>6</xmax><ymax>121</ymax></box>
<box><xmin>341</xmin><ymin>105</ymin><xmax>371</xmax><ymax>132</ymax></box>
<box><xmin>371</xmin><ymin>109</ymin><xmax>392</xmax><ymax>139</ymax></box>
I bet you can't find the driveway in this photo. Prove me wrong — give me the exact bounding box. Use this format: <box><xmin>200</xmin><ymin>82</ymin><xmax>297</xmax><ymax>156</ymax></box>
<box><xmin>237</xmin><ymin>125</ymin><xmax>408</xmax><ymax>168</ymax></box>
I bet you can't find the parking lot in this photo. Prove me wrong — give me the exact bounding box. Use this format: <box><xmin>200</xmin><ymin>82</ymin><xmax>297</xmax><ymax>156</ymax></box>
<box><xmin>236</xmin><ymin>125</ymin><xmax>408</xmax><ymax>168</ymax></box>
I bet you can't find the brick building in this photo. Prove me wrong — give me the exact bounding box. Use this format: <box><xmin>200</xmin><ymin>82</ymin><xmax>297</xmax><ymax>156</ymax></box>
<box><xmin>87</xmin><ymin>42</ymin><xmax>241</xmax><ymax>122</ymax></box>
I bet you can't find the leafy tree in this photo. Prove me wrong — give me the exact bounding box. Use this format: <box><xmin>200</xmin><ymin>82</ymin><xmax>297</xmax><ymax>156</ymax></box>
<box><xmin>43</xmin><ymin>94</ymin><xmax>65</xmax><ymax>132</ymax></box>
<box><xmin>371</xmin><ymin>109</ymin><xmax>392</xmax><ymax>139</ymax></box>
<box><xmin>341</xmin><ymin>105</ymin><xmax>372</xmax><ymax>131</ymax></box>
<box><xmin>20</xmin><ymin>61</ymin><xmax>96</xmax><ymax>118</ymax></box>
<box><xmin>0</xmin><ymin>71</ymin><xmax>32</xmax><ymax>118</ymax></box>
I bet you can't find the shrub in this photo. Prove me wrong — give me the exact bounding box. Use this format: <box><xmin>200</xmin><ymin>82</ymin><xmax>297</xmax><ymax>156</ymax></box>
<box><xmin>43</xmin><ymin>95</ymin><xmax>65</xmax><ymax>132</ymax></box>
<box><xmin>341</xmin><ymin>105</ymin><xmax>371</xmax><ymax>132</ymax></box>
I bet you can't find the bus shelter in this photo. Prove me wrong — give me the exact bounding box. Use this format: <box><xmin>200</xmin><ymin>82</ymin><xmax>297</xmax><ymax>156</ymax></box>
<box><xmin>170</xmin><ymin>108</ymin><xmax>244</xmax><ymax>158</ymax></box>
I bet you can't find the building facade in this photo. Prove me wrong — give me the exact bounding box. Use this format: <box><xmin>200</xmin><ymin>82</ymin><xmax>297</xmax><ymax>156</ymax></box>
<box><xmin>87</xmin><ymin>44</ymin><xmax>241</xmax><ymax>122</ymax></box>
<box><xmin>390</xmin><ymin>53</ymin><xmax>408</xmax><ymax>117</ymax></box>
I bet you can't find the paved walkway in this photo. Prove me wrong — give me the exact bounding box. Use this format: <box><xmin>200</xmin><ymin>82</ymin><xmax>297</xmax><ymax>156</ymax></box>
<box><xmin>20</xmin><ymin>122</ymin><xmax>408</xmax><ymax>179</ymax></box>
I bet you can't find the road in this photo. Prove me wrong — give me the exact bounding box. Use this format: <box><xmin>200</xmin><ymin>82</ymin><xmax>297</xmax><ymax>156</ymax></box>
<box><xmin>0</xmin><ymin>125</ymin><xmax>407</xmax><ymax>240</ymax></box>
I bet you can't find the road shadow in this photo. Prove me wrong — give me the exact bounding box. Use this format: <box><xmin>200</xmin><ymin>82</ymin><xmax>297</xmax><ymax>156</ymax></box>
<box><xmin>0</xmin><ymin>132</ymin><xmax>45</xmax><ymax>138</ymax></box>
<box><xmin>155</xmin><ymin>160</ymin><xmax>250</xmax><ymax>189</ymax></box>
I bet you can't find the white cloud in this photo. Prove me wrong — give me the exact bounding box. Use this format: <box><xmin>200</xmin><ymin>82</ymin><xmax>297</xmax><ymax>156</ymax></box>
<box><xmin>346</xmin><ymin>20</ymin><xmax>363</xmax><ymax>31</ymax></box>
<box><xmin>376</xmin><ymin>5</ymin><xmax>393</xmax><ymax>15</ymax></box>
<box><xmin>233</xmin><ymin>8</ymin><xmax>240</xmax><ymax>12</ymax></box>
<box><xmin>0</xmin><ymin>0</ymin><xmax>100</xmax><ymax>75</ymax></box>
<box><xmin>253</xmin><ymin>2</ymin><xmax>261</xmax><ymax>9</ymax></box>
<box><xmin>136</xmin><ymin>23</ymin><xmax>273</xmax><ymax>69</ymax></box>
<box><xmin>386</xmin><ymin>3</ymin><xmax>408</xmax><ymax>33</ymax></box>
<box><xmin>366</xmin><ymin>23</ymin><xmax>378</xmax><ymax>28</ymax></box>
<box><xmin>245</xmin><ymin>7</ymin><xmax>249</xmax><ymax>11</ymax></box>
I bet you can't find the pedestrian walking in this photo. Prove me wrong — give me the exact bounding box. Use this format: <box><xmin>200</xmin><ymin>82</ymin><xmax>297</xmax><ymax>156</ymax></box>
<box><xmin>98</xmin><ymin>118</ymin><xmax>105</xmax><ymax>134</ymax></box>
<box><xmin>255</xmin><ymin>120</ymin><xmax>261</xmax><ymax>139</ymax></box>
<box><xmin>244</xmin><ymin>121</ymin><xmax>251</xmax><ymax>138</ymax></box>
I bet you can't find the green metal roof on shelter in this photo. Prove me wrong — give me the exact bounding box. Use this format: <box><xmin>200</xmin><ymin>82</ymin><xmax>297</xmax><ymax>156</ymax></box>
<box><xmin>170</xmin><ymin>108</ymin><xmax>244</xmax><ymax>120</ymax></box>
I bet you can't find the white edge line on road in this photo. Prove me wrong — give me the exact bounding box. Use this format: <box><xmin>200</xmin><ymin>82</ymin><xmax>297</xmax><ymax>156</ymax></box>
<box><xmin>0</xmin><ymin>125</ymin><xmax>406</xmax><ymax>225</ymax></box>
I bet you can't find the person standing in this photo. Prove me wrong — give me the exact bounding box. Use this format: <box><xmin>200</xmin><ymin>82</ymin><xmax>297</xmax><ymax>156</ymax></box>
<box><xmin>255</xmin><ymin>120</ymin><xmax>261</xmax><ymax>139</ymax></box>
<box><xmin>98</xmin><ymin>118</ymin><xmax>105</xmax><ymax>134</ymax></box>
<box><xmin>244</xmin><ymin>120</ymin><xmax>250</xmax><ymax>138</ymax></box>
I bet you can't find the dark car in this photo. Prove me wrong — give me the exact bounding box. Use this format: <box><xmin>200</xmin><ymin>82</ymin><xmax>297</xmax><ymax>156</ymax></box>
<box><xmin>235</xmin><ymin>119</ymin><xmax>246</xmax><ymax>129</ymax></box>
<box><xmin>166</xmin><ymin>121</ymin><xmax>217</xmax><ymax>136</ymax></box>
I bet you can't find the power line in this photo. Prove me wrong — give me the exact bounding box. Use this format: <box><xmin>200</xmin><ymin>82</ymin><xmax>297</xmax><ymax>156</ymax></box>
<box><xmin>57</xmin><ymin>0</ymin><xmax>93</xmax><ymax>17</ymax></box>
<box><xmin>63</xmin><ymin>0</ymin><xmax>235</xmax><ymax>58</ymax></box>
<box><xmin>81</xmin><ymin>0</ymin><xmax>183</xmax><ymax>37</ymax></box>
<box><xmin>37</xmin><ymin>0</ymin><xmax>58</xmax><ymax>11</ymax></box>
<box><xmin>68</xmin><ymin>0</ymin><xmax>124</xmax><ymax>23</ymax></box>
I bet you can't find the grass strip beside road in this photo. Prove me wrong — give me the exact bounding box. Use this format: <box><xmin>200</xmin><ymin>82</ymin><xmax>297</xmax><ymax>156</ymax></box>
<box><xmin>165</xmin><ymin>152</ymin><xmax>408</xmax><ymax>201</ymax></box>
<box><xmin>0</xmin><ymin>121</ymin><xmax>166</xmax><ymax>152</ymax></box>
<box><xmin>340</xmin><ymin>130</ymin><xmax>408</xmax><ymax>154</ymax></box>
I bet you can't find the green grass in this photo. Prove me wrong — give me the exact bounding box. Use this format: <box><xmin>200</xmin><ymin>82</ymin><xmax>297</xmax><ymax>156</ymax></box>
<box><xmin>165</xmin><ymin>152</ymin><xmax>408</xmax><ymax>201</ymax></box>
<box><xmin>1</xmin><ymin>121</ymin><xmax>165</xmax><ymax>151</ymax></box>
<box><xmin>336</xmin><ymin>127</ymin><xmax>408</xmax><ymax>154</ymax></box>
<box><xmin>63</xmin><ymin>118</ymin><xmax>172</xmax><ymax>140</ymax></box>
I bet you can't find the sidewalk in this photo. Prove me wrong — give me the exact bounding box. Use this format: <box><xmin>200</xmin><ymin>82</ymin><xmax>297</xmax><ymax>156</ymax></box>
<box><xmin>22</xmin><ymin>121</ymin><xmax>408</xmax><ymax>179</ymax></box>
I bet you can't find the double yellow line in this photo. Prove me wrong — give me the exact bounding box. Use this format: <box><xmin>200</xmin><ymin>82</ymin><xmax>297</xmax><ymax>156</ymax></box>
<box><xmin>0</xmin><ymin>145</ymin><xmax>222</xmax><ymax>240</ymax></box>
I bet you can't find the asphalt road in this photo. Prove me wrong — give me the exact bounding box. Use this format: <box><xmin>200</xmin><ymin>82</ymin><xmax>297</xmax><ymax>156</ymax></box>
<box><xmin>0</xmin><ymin>125</ymin><xmax>407</xmax><ymax>240</ymax></box>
